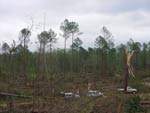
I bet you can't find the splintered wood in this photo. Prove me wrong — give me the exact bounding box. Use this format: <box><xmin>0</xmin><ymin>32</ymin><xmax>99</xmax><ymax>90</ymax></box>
<box><xmin>125</xmin><ymin>48</ymin><xmax>135</xmax><ymax>78</ymax></box>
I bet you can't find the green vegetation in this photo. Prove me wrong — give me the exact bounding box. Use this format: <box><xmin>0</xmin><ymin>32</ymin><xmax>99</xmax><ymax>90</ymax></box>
<box><xmin>0</xmin><ymin>19</ymin><xmax>150</xmax><ymax>113</ymax></box>
<box><xmin>126</xmin><ymin>96</ymin><xmax>145</xmax><ymax>113</ymax></box>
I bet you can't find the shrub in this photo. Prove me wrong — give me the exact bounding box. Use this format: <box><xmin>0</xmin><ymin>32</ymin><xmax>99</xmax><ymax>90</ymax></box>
<box><xmin>126</xmin><ymin>96</ymin><xmax>145</xmax><ymax>113</ymax></box>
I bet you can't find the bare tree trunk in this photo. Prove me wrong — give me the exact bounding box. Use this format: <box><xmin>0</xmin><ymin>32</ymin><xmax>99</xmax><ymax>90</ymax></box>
<box><xmin>50</xmin><ymin>43</ymin><xmax>52</xmax><ymax>53</ymax></box>
<box><xmin>143</xmin><ymin>51</ymin><xmax>147</xmax><ymax>69</ymax></box>
<box><xmin>71</xmin><ymin>33</ymin><xmax>74</xmax><ymax>81</ymax></box>
<box><xmin>23</xmin><ymin>38</ymin><xmax>26</xmax><ymax>85</ymax></box>
<box><xmin>33</xmin><ymin>42</ymin><xmax>42</xmax><ymax>112</ymax></box>
<box><xmin>8</xmin><ymin>51</ymin><xmax>14</xmax><ymax>112</ymax></box>
<box><xmin>135</xmin><ymin>53</ymin><xmax>138</xmax><ymax>70</ymax></box>
<box><xmin>101</xmin><ymin>51</ymin><xmax>104</xmax><ymax>76</ymax></box>
<box><xmin>124</xmin><ymin>50</ymin><xmax>128</xmax><ymax>93</ymax></box>
<box><xmin>49</xmin><ymin>44</ymin><xmax>53</xmax><ymax>95</ymax></box>
<box><xmin>63</xmin><ymin>38</ymin><xmax>66</xmax><ymax>78</ymax></box>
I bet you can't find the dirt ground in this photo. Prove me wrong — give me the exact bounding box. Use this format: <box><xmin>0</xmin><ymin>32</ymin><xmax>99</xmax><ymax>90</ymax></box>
<box><xmin>0</xmin><ymin>74</ymin><xmax>150</xmax><ymax>113</ymax></box>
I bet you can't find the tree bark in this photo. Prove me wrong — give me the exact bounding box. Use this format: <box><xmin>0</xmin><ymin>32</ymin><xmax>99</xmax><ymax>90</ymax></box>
<box><xmin>63</xmin><ymin>38</ymin><xmax>67</xmax><ymax>78</ymax></box>
<box><xmin>124</xmin><ymin>50</ymin><xmax>128</xmax><ymax>93</ymax></box>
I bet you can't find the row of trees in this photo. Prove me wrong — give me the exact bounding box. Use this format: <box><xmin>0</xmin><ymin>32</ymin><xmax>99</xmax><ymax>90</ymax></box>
<box><xmin>0</xmin><ymin>19</ymin><xmax>150</xmax><ymax>84</ymax></box>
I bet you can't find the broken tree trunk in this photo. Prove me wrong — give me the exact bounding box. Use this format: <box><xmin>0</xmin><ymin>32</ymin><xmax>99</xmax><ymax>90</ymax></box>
<box><xmin>124</xmin><ymin>48</ymin><xmax>134</xmax><ymax>93</ymax></box>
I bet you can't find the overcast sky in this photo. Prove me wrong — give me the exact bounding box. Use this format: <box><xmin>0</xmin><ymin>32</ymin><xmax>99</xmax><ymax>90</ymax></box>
<box><xmin>0</xmin><ymin>0</ymin><xmax>150</xmax><ymax>50</ymax></box>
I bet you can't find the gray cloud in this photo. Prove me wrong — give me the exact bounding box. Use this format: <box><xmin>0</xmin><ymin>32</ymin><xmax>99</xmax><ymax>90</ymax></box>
<box><xmin>0</xmin><ymin>0</ymin><xmax>150</xmax><ymax>51</ymax></box>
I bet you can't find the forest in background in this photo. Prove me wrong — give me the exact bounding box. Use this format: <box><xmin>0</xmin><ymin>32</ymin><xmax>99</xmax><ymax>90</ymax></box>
<box><xmin>0</xmin><ymin>19</ymin><xmax>150</xmax><ymax>82</ymax></box>
<box><xmin>0</xmin><ymin>19</ymin><xmax>150</xmax><ymax>113</ymax></box>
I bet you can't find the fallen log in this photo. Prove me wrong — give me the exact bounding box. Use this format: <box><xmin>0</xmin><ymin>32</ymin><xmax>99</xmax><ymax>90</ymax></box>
<box><xmin>140</xmin><ymin>101</ymin><xmax>150</xmax><ymax>105</ymax></box>
<box><xmin>0</xmin><ymin>92</ymin><xmax>32</xmax><ymax>98</ymax></box>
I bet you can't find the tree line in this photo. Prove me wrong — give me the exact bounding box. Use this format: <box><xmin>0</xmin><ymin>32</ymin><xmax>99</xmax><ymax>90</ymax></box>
<box><xmin>0</xmin><ymin>19</ymin><xmax>150</xmax><ymax>84</ymax></box>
